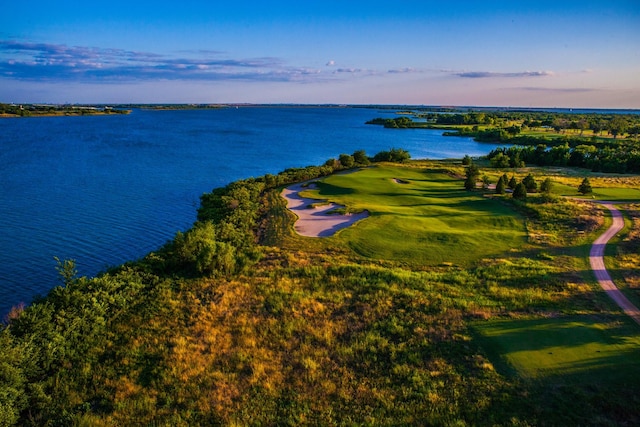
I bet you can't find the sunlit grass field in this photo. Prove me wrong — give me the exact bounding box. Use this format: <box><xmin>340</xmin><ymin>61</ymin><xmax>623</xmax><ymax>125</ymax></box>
<box><xmin>300</xmin><ymin>165</ymin><xmax>527</xmax><ymax>266</ymax></box>
<box><xmin>289</xmin><ymin>163</ymin><xmax>640</xmax><ymax>404</ymax></box>
<box><xmin>474</xmin><ymin>315</ymin><xmax>640</xmax><ymax>383</ymax></box>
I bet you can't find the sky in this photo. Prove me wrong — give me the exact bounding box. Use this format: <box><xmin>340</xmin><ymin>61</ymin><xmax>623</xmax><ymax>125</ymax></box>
<box><xmin>1</xmin><ymin>1</ymin><xmax>639</xmax><ymax>108</ymax></box>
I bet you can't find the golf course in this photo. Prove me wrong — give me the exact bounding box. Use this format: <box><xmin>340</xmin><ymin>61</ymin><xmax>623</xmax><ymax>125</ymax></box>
<box><xmin>3</xmin><ymin>155</ymin><xmax>640</xmax><ymax>425</ymax></box>
<box><xmin>275</xmin><ymin>161</ymin><xmax>640</xmax><ymax>423</ymax></box>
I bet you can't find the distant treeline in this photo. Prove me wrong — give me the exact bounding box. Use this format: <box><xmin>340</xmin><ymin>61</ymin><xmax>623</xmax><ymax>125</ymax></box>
<box><xmin>368</xmin><ymin>110</ymin><xmax>640</xmax><ymax>139</ymax></box>
<box><xmin>487</xmin><ymin>142</ymin><xmax>640</xmax><ymax>173</ymax></box>
<box><xmin>0</xmin><ymin>103</ymin><xmax>130</xmax><ymax>117</ymax></box>
<box><xmin>425</xmin><ymin>111</ymin><xmax>640</xmax><ymax>138</ymax></box>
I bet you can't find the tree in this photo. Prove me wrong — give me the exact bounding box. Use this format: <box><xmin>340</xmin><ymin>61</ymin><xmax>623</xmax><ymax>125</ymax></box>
<box><xmin>578</xmin><ymin>177</ymin><xmax>593</xmax><ymax>195</ymax></box>
<box><xmin>522</xmin><ymin>174</ymin><xmax>537</xmax><ymax>192</ymax></box>
<box><xmin>508</xmin><ymin>176</ymin><xmax>518</xmax><ymax>190</ymax></box>
<box><xmin>372</xmin><ymin>148</ymin><xmax>410</xmax><ymax>163</ymax></box>
<box><xmin>462</xmin><ymin>154</ymin><xmax>472</xmax><ymax>166</ymax></box>
<box><xmin>505</xmin><ymin>125</ymin><xmax>521</xmax><ymax>136</ymax></box>
<box><xmin>495</xmin><ymin>175</ymin><xmax>506</xmax><ymax>194</ymax></box>
<box><xmin>464</xmin><ymin>163</ymin><xmax>480</xmax><ymax>190</ymax></box>
<box><xmin>512</xmin><ymin>182</ymin><xmax>527</xmax><ymax>200</ymax></box>
<box><xmin>339</xmin><ymin>153</ymin><xmax>355</xmax><ymax>169</ymax></box>
<box><xmin>352</xmin><ymin>150</ymin><xmax>370</xmax><ymax>166</ymax></box>
<box><xmin>608</xmin><ymin>116</ymin><xmax>628</xmax><ymax>139</ymax></box>
<box><xmin>54</xmin><ymin>257</ymin><xmax>78</xmax><ymax>286</ymax></box>
<box><xmin>482</xmin><ymin>175</ymin><xmax>491</xmax><ymax>189</ymax></box>
<box><xmin>490</xmin><ymin>152</ymin><xmax>511</xmax><ymax>168</ymax></box>
<box><xmin>540</xmin><ymin>177</ymin><xmax>553</xmax><ymax>194</ymax></box>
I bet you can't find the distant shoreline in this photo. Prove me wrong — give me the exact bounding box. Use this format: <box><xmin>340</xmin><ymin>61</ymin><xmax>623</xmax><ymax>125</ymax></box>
<box><xmin>0</xmin><ymin>104</ymin><xmax>131</xmax><ymax>118</ymax></box>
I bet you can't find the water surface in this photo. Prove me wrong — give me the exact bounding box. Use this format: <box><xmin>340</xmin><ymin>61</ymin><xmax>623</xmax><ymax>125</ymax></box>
<box><xmin>0</xmin><ymin>107</ymin><xmax>504</xmax><ymax>315</ymax></box>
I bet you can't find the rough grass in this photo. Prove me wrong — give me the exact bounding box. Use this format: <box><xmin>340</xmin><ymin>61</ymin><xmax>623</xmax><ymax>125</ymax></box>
<box><xmin>301</xmin><ymin>165</ymin><xmax>527</xmax><ymax>267</ymax></box>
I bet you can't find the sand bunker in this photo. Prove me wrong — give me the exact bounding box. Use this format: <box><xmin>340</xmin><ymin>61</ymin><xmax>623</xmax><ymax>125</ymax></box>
<box><xmin>281</xmin><ymin>182</ymin><xmax>369</xmax><ymax>237</ymax></box>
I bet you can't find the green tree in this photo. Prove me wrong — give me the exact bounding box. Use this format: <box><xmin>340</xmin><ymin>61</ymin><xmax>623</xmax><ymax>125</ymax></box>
<box><xmin>352</xmin><ymin>150</ymin><xmax>370</xmax><ymax>166</ymax></box>
<box><xmin>512</xmin><ymin>182</ymin><xmax>527</xmax><ymax>200</ymax></box>
<box><xmin>578</xmin><ymin>177</ymin><xmax>593</xmax><ymax>195</ymax></box>
<box><xmin>540</xmin><ymin>177</ymin><xmax>553</xmax><ymax>194</ymax></box>
<box><xmin>482</xmin><ymin>175</ymin><xmax>491</xmax><ymax>189</ymax></box>
<box><xmin>462</xmin><ymin>155</ymin><xmax>472</xmax><ymax>166</ymax></box>
<box><xmin>54</xmin><ymin>257</ymin><xmax>78</xmax><ymax>287</ymax></box>
<box><xmin>464</xmin><ymin>163</ymin><xmax>480</xmax><ymax>191</ymax></box>
<box><xmin>495</xmin><ymin>175</ymin><xmax>506</xmax><ymax>194</ymax></box>
<box><xmin>490</xmin><ymin>152</ymin><xmax>511</xmax><ymax>168</ymax></box>
<box><xmin>608</xmin><ymin>116</ymin><xmax>628</xmax><ymax>139</ymax></box>
<box><xmin>508</xmin><ymin>176</ymin><xmax>518</xmax><ymax>190</ymax></box>
<box><xmin>372</xmin><ymin>148</ymin><xmax>410</xmax><ymax>163</ymax></box>
<box><xmin>522</xmin><ymin>174</ymin><xmax>537</xmax><ymax>192</ymax></box>
<box><xmin>339</xmin><ymin>153</ymin><xmax>355</xmax><ymax>169</ymax></box>
<box><xmin>175</xmin><ymin>221</ymin><xmax>236</xmax><ymax>276</ymax></box>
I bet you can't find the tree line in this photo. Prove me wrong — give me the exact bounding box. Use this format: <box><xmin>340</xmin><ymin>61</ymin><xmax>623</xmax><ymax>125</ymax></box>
<box><xmin>486</xmin><ymin>143</ymin><xmax>640</xmax><ymax>173</ymax></box>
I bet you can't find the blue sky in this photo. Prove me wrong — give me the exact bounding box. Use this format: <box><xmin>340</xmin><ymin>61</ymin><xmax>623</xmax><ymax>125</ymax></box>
<box><xmin>1</xmin><ymin>1</ymin><xmax>639</xmax><ymax>107</ymax></box>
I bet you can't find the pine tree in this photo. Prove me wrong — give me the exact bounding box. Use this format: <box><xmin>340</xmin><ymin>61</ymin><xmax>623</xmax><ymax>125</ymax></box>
<box><xmin>578</xmin><ymin>177</ymin><xmax>593</xmax><ymax>194</ymax></box>
<box><xmin>513</xmin><ymin>182</ymin><xmax>527</xmax><ymax>200</ymax></box>
<box><xmin>464</xmin><ymin>163</ymin><xmax>480</xmax><ymax>190</ymax></box>
<box><xmin>496</xmin><ymin>175</ymin><xmax>506</xmax><ymax>194</ymax></box>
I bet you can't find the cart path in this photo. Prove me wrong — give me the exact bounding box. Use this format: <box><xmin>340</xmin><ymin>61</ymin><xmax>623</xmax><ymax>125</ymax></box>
<box><xmin>589</xmin><ymin>202</ymin><xmax>640</xmax><ymax>326</ymax></box>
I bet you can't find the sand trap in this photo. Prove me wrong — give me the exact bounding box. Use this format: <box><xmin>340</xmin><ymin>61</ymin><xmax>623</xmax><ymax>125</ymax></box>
<box><xmin>281</xmin><ymin>182</ymin><xmax>369</xmax><ymax>237</ymax></box>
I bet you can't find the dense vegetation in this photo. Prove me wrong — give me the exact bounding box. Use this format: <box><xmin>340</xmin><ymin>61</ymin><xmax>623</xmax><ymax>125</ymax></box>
<box><xmin>0</xmin><ymin>104</ymin><xmax>130</xmax><ymax>117</ymax></box>
<box><xmin>368</xmin><ymin>110</ymin><xmax>640</xmax><ymax>173</ymax></box>
<box><xmin>1</xmin><ymin>145</ymin><xmax>640</xmax><ymax>425</ymax></box>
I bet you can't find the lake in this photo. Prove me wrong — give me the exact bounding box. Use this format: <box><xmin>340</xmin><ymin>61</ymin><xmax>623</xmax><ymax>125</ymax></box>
<box><xmin>0</xmin><ymin>106</ymin><xmax>505</xmax><ymax>316</ymax></box>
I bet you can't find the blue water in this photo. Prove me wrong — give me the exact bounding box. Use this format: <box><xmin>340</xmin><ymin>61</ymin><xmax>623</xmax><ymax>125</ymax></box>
<box><xmin>0</xmin><ymin>107</ymin><xmax>504</xmax><ymax>316</ymax></box>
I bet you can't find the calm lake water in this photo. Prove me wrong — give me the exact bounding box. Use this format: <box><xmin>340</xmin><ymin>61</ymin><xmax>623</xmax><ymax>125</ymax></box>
<box><xmin>0</xmin><ymin>107</ymin><xmax>504</xmax><ymax>316</ymax></box>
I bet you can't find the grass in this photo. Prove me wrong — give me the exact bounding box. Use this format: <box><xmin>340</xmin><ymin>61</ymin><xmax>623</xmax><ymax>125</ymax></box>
<box><xmin>300</xmin><ymin>165</ymin><xmax>527</xmax><ymax>267</ymax></box>
<box><xmin>474</xmin><ymin>315</ymin><xmax>640</xmax><ymax>383</ymax></box>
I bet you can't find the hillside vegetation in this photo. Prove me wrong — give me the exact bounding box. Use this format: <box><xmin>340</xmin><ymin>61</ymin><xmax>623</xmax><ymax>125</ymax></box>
<box><xmin>1</xmin><ymin>151</ymin><xmax>640</xmax><ymax>426</ymax></box>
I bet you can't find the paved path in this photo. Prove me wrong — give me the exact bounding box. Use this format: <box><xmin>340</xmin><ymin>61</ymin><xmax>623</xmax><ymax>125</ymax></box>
<box><xmin>589</xmin><ymin>202</ymin><xmax>640</xmax><ymax>326</ymax></box>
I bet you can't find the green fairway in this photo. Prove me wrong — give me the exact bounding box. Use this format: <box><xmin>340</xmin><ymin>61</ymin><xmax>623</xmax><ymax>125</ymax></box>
<box><xmin>302</xmin><ymin>165</ymin><xmax>527</xmax><ymax>266</ymax></box>
<box><xmin>474</xmin><ymin>316</ymin><xmax>640</xmax><ymax>383</ymax></box>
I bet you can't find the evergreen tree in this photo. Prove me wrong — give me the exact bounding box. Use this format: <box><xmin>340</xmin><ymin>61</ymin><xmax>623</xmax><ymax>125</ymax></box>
<box><xmin>578</xmin><ymin>177</ymin><xmax>593</xmax><ymax>194</ymax></box>
<box><xmin>496</xmin><ymin>175</ymin><xmax>506</xmax><ymax>194</ymax></box>
<box><xmin>512</xmin><ymin>182</ymin><xmax>527</xmax><ymax>200</ymax></box>
<box><xmin>464</xmin><ymin>163</ymin><xmax>480</xmax><ymax>190</ymax></box>
<box><xmin>540</xmin><ymin>177</ymin><xmax>553</xmax><ymax>194</ymax></box>
<box><xmin>508</xmin><ymin>176</ymin><xmax>517</xmax><ymax>190</ymax></box>
<box><xmin>522</xmin><ymin>173</ymin><xmax>538</xmax><ymax>192</ymax></box>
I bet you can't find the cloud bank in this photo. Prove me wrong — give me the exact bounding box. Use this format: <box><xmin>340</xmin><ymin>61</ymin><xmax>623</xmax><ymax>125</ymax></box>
<box><xmin>455</xmin><ymin>70</ymin><xmax>553</xmax><ymax>78</ymax></box>
<box><xmin>0</xmin><ymin>40</ymin><xmax>322</xmax><ymax>83</ymax></box>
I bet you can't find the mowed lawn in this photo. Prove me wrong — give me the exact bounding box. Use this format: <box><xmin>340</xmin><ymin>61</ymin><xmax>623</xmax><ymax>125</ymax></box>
<box><xmin>474</xmin><ymin>315</ymin><xmax>640</xmax><ymax>384</ymax></box>
<box><xmin>304</xmin><ymin>165</ymin><xmax>527</xmax><ymax>266</ymax></box>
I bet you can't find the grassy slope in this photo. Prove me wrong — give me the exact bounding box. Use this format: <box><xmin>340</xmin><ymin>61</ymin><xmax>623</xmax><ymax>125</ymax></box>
<box><xmin>282</xmin><ymin>163</ymin><xmax>640</xmax><ymax>423</ymax></box>
<box><xmin>300</xmin><ymin>165</ymin><xmax>527</xmax><ymax>267</ymax></box>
